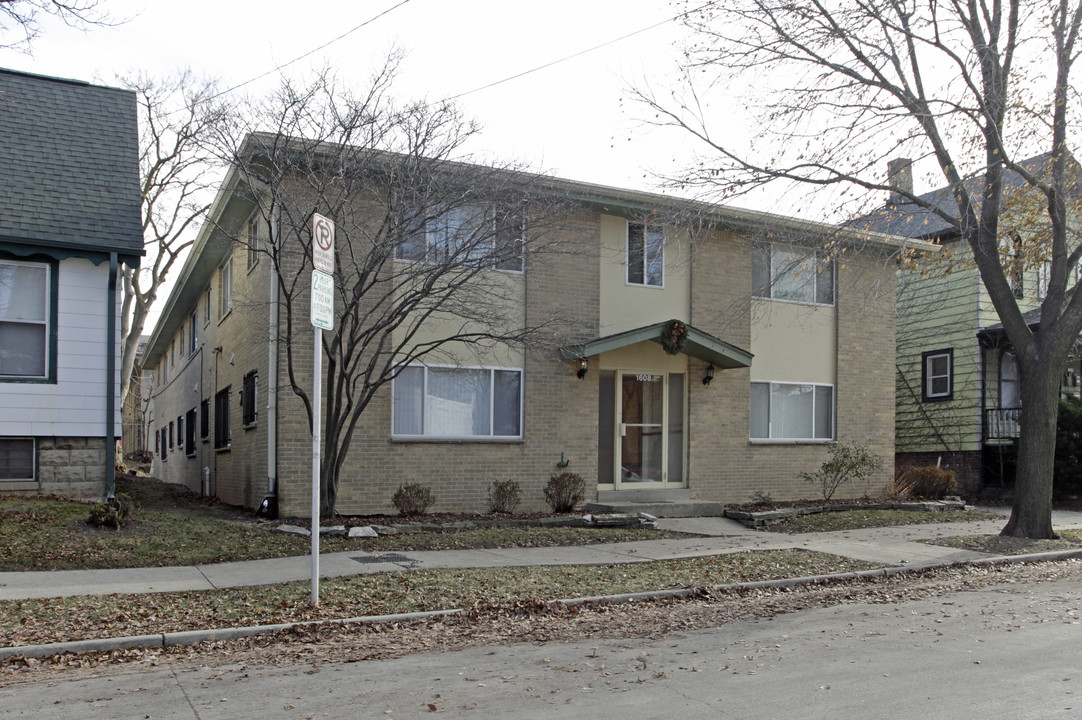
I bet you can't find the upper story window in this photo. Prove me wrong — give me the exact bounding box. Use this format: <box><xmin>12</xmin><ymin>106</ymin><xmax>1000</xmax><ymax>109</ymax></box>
<box><xmin>0</xmin><ymin>259</ymin><xmax>53</xmax><ymax>380</ymax></box>
<box><xmin>219</xmin><ymin>257</ymin><xmax>233</xmax><ymax>319</ymax></box>
<box><xmin>395</xmin><ymin>205</ymin><xmax>524</xmax><ymax>272</ymax></box>
<box><xmin>246</xmin><ymin>216</ymin><xmax>261</xmax><ymax>272</ymax></box>
<box><xmin>203</xmin><ymin>287</ymin><xmax>211</xmax><ymax>325</ymax></box>
<box><xmin>626</xmin><ymin>222</ymin><xmax>664</xmax><ymax>287</ymax></box>
<box><xmin>188</xmin><ymin>312</ymin><xmax>197</xmax><ymax>355</ymax></box>
<box><xmin>393</xmin><ymin>365</ymin><xmax>522</xmax><ymax>440</ymax></box>
<box><xmin>752</xmin><ymin>245</ymin><xmax>835</xmax><ymax>305</ymax></box>
<box><xmin>922</xmin><ymin>348</ymin><xmax>954</xmax><ymax>402</ymax></box>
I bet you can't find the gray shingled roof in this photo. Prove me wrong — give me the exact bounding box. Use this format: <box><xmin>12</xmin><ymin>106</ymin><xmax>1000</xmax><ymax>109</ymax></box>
<box><xmin>0</xmin><ymin>68</ymin><xmax>143</xmax><ymax>260</ymax></box>
<box><xmin>853</xmin><ymin>153</ymin><xmax>1060</xmax><ymax>240</ymax></box>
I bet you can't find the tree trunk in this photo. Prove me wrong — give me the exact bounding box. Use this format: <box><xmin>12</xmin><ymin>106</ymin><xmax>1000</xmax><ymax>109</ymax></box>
<box><xmin>1001</xmin><ymin>359</ymin><xmax>1061</xmax><ymax>539</ymax></box>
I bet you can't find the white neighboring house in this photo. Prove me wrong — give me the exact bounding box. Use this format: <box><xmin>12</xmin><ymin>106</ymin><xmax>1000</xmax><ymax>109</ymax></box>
<box><xmin>0</xmin><ymin>68</ymin><xmax>144</xmax><ymax>499</ymax></box>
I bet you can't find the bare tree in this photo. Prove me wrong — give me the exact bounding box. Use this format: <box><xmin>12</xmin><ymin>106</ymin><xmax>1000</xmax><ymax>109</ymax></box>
<box><xmin>118</xmin><ymin>71</ymin><xmax>231</xmax><ymax>405</ymax></box>
<box><xmin>0</xmin><ymin>0</ymin><xmax>111</xmax><ymax>50</ymax></box>
<box><xmin>635</xmin><ymin>0</ymin><xmax>1082</xmax><ymax>538</ymax></box>
<box><xmin>223</xmin><ymin>63</ymin><xmax>574</xmax><ymax>516</ymax></box>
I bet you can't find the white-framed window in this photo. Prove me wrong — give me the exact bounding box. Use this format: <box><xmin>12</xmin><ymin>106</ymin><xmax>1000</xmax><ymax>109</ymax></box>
<box><xmin>395</xmin><ymin>205</ymin><xmax>524</xmax><ymax>272</ymax></box>
<box><xmin>392</xmin><ymin>365</ymin><xmax>523</xmax><ymax>439</ymax></box>
<box><xmin>0</xmin><ymin>259</ymin><xmax>51</xmax><ymax>379</ymax></box>
<box><xmin>0</xmin><ymin>438</ymin><xmax>34</xmax><ymax>482</ymax></box>
<box><xmin>752</xmin><ymin>245</ymin><xmax>835</xmax><ymax>305</ymax></box>
<box><xmin>203</xmin><ymin>287</ymin><xmax>211</xmax><ymax>326</ymax></box>
<box><xmin>626</xmin><ymin>222</ymin><xmax>664</xmax><ymax>287</ymax></box>
<box><xmin>750</xmin><ymin>381</ymin><xmax>834</xmax><ymax>440</ymax></box>
<box><xmin>188</xmin><ymin>312</ymin><xmax>197</xmax><ymax>356</ymax></box>
<box><xmin>219</xmin><ymin>257</ymin><xmax>233</xmax><ymax>319</ymax></box>
<box><xmin>246</xmin><ymin>216</ymin><xmax>260</xmax><ymax>272</ymax></box>
<box><xmin>922</xmin><ymin>348</ymin><xmax>953</xmax><ymax>401</ymax></box>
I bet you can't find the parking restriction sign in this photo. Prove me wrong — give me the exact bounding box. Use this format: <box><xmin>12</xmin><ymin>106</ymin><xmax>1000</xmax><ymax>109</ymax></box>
<box><xmin>312</xmin><ymin>213</ymin><xmax>335</xmax><ymax>274</ymax></box>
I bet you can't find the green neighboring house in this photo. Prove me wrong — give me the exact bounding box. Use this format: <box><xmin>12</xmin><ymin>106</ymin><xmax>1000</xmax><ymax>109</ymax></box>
<box><xmin>857</xmin><ymin>154</ymin><xmax>1082</xmax><ymax>493</ymax></box>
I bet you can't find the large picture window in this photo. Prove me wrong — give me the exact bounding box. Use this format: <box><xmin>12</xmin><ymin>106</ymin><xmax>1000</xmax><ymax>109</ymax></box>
<box><xmin>393</xmin><ymin>366</ymin><xmax>522</xmax><ymax>439</ymax></box>
<box><xmin>750</xmin><ymin>381</ymin><xmax>834</xmax><ymax>440</ymax></box>
<box><xmin>0</xmin><ymin>259</ymin><xmax>53</xmax><ymax>379</ymax></box>
<box><xmin>752</xmin><ymin>246</ymin><xmax>835</xmax><ymax>305</ymax></box>
<box><xmin>626</xmin><ymin>222</ymin><xmax>664</xmax><ymax>287</ymax></box>
<box><xmin>395</xmin><ymin>205</ymin><xmax>524</xmax><ymax>272</ymax></box>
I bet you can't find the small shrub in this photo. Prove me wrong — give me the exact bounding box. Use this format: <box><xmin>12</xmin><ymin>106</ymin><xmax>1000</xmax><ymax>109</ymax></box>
<box><xmin>392</xmin><ymin>483</ymin><xmax>435</xmax><ymax>517</ymax></box>
<box><xmin>749</xmin><ymin>490</ymin><xmax>775</xmax><ymax>505</ymax></box>
<box><xmin>86</xmin><ymin>493</ymin><xmax>136</xmax><ymax>530</ymax></box>
<box><xmin>487</xmin><ymin>479</ymin><xmax>522</xmax><ymax>514</ymax></box>
<box><xmin>892</xmin><ymin>465</ymin><xmax>958</xmax><ymax>500</ymax></box>
<box><xmin>800</xmin><ymin>443</ymin><xmax>882</xmax><ymax>501</ymax></box>
<box><xmin>544</xmin><ymin>471</ymin><xmax>585</xmax><ymax>513</ymax></box>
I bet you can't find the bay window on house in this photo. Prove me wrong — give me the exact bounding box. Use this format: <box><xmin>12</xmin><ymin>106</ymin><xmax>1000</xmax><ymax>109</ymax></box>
<box><xmin>752</xmin><ymin>245</ymin><xmax>835</xmax><ymax>305</ymax></box>
<box><xmin>393</xmin><ymin>366</ymin><xmax>522</xmax><ymax>439</ymax></box>
<box><xmin>750</xmin><ymin>381</ymin><xmax>834</xmax><ymax>440</ymax></box>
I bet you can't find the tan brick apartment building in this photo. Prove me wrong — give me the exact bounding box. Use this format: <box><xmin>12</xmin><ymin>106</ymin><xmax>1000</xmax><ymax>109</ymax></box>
<box><xmin>144</xmin><ymin>134</ymin><xmax>921</xmax><ymax>517</ymax></box>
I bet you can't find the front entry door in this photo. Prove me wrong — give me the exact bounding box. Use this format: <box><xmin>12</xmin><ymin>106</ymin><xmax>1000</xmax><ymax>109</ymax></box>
<box><xmin>613</xmin><ymin>371</ymin><xmax>684</xmax><ymax>488</ymax></box>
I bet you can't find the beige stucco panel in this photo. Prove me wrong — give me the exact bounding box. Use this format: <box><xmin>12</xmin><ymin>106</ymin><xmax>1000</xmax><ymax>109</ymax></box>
<box><xmin>390</xmin><ymin>265</ymin><xmax>526</xmax><ymax>367</ymax></box>
<box><xmin>598</xmin><ymin>340</ymin><xmax>690</xmax><ymax>373</ymax></box>
<box><xmin>750</xmin><ymin>299</ymin><xmax>836</xmax><ymax>384</ymax></box>
<box><xmin>598</xmin><ymin>214</ymin><xmax>691</xmax><ymax>336</ymax></box>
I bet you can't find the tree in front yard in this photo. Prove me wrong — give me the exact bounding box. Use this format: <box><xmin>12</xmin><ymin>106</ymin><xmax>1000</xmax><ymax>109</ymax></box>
<box><xmin>221</xmin><ymin>60</ymin><xmax>576</xmax><ymax>517</ymax></box>
<box><xmin>636</xmin><ymin>0</ymin><xmax>1082</xmax><ymax>538</ymax></box>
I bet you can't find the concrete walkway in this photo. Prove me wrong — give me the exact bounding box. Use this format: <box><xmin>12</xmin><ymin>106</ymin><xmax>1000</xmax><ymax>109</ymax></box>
<box><xmin>4</xmin><ymin>507</ymin><xmax>1082</xmax><ymax>602</ymax></box>
<box><xmin>6</xmin><ymin>507</ymin><xmax>1082</xmax><ymax>659</ymax></box>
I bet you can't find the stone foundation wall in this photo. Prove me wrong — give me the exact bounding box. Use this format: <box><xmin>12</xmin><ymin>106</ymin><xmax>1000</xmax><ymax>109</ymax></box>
<box><xmin>37</xmin><ymin>436</ymin><xmax>109</xmax><ymax>499</ymax></box>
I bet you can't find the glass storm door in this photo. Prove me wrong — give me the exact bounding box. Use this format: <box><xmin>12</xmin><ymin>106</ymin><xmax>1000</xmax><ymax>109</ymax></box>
<box><xmin>613</xmin><ymin>371</ymin><xmax>685</xmax><ymax>488</ymax></box>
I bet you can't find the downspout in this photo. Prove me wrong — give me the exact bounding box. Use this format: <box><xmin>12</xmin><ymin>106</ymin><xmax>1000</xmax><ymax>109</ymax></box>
<box><xmin>106</xmin><ymin>252</ymin><xmax>118</xmax><ymax>499</ymax></box>
<box><xmin>263</xmin><ymin>206</ymin><xmax>280</xmax><ymax>517</ymax></box>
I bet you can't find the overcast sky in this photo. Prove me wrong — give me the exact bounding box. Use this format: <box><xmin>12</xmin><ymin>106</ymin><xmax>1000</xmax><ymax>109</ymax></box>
<box><xmin>0</xmin><ymin>0</ymin><xmax>723</xmax><ymax>198</ymax></box>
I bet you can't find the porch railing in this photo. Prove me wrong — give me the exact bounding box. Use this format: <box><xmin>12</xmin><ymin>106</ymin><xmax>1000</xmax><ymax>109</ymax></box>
<box><xmin>984</xmin><ymin>407</ymin><xmax>1021</xmax><ymax>440</ymax></box>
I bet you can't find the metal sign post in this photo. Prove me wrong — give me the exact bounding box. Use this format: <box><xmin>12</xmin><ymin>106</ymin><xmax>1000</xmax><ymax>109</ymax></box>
<box><xmin>310</xmin><ymin>214</ymin><xmax>335</xmax><ymax>607</ymax></box>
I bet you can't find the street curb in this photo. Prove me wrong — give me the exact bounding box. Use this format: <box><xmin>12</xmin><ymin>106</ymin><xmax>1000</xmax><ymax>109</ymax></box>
<box><xmin>4</xmin><ymin>550</ymin><xmax>1082</xmax><ymax>661</ymax></box>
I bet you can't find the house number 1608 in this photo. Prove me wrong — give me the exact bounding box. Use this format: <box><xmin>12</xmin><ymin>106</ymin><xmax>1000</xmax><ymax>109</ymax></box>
<box><xmin>636</xmin><ymin>374</ymin><xmax>659</xmax><ymax>382</ymax></box>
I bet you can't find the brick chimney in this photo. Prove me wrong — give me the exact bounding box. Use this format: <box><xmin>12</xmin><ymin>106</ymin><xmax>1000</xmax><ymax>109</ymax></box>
<box><xmin>887</xmin><ymin>158</ymin><xmax>913</xmax><ymax>205</ymax></box>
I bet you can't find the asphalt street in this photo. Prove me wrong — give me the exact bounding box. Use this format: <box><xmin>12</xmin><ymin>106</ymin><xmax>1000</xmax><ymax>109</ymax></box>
<box><xmin>3</xmin><ymin>568</ymin><xmax>1080</xmax><ymax>718</ymax></box>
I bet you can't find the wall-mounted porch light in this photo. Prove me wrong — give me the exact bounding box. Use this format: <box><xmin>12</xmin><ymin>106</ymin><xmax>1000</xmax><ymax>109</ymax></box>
<box><xmin>577</xmin><ymin>357</ymin><xmax>589</xmax><ymax>379</ymax></box>
<box><xmin>702</xmin><ymin>364</ymin><xmax>715</xmax><ymax>385</ymax></box>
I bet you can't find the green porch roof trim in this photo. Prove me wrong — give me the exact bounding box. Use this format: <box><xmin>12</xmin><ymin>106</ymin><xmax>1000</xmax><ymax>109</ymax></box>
<box><xmin>562</xmin><ymin>320</ymin><xmax>753</xmax><ymax>369</ymax></box>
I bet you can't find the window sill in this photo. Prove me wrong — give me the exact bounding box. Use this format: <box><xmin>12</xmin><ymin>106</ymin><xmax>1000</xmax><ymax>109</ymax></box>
<box><xmin>752</xmin><ymin>297</ymin><xmax>834</xmax><ymax>308</ymax></box>
<box><xmin>624</xmin><ymin>281</ymin><xmax>665</xmax><ymax>290</ymax></box>
<box><xmin>391</xmin><ymin>436</ymin><xmax>524</xmax><ymax>444</ymax></box>
<box><xmin>0</xmin><ymin>376</ymin><xmax>56</xmax><ymax>384</ymax></box>
<box><xmin>243</xmin><ymin>422</ymin><xmax>258</xmax><ymax>431</ymax></box>
<box><xmin>749</xmin><ymin>439</ymin><xmax>834</xmax><ymax>445</ymax></box>
<box><xmin>186</xmin><ymin>452</ymin><xmax>197</xmax><ymax>459</ymax></box>
<box><xmin>215</xmin><ymin>445</ymin><xmax>231</xmax><ymax>453</ymax></box>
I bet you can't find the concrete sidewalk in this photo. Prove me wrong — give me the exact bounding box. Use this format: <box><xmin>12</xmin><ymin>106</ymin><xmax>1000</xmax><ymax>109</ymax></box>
<box><xmin>5</xmin><ymin>507</ymin><xmax>1082</xmax><ymax>660</ymax></box>
<box><xmin>4</xmin><ymin>507</ymin><xmax>1082</xmax><ymax>601</ymax></box>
